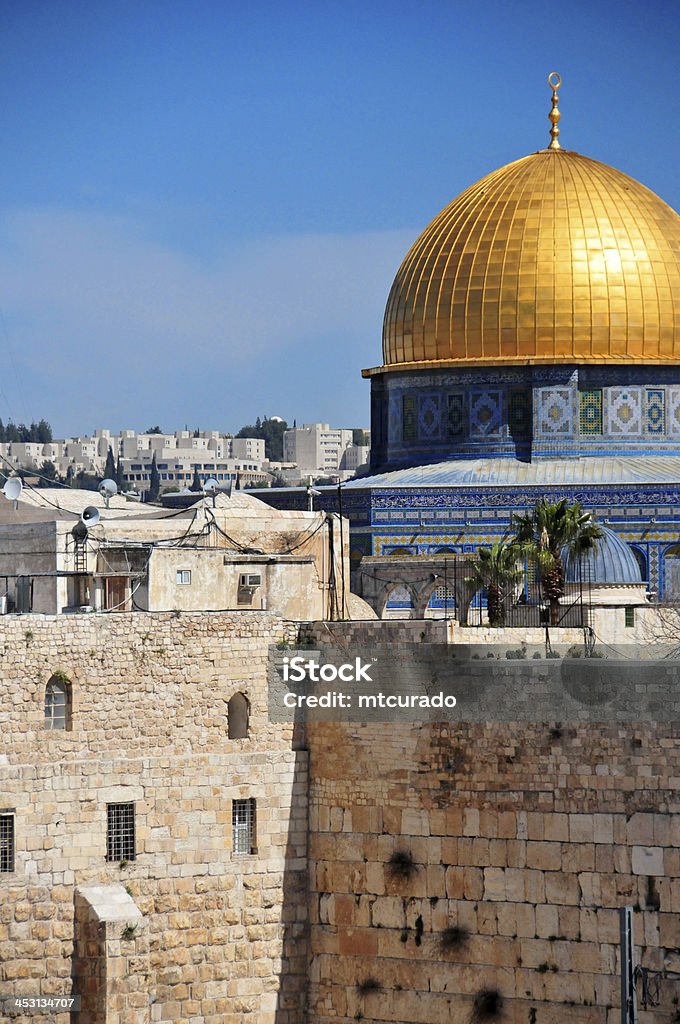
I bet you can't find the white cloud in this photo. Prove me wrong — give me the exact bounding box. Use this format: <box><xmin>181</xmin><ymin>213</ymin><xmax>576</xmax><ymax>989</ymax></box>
<box><xmin>0</xmin><ymin>206</ymin><xmax>412</xmax><ymax>431</ymax></box>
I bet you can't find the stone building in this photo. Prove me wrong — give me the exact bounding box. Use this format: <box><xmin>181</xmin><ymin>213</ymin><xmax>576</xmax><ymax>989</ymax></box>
<box><xmin>2</xmin><ymin>613</ymin><xmax>680</xmax><ymax>1022</ymax></box>
<box><xmin>0</xmin><ymin>611</ymin><xmax>309</xmax><ymax>1024</ymax></box>
<box><xmin>0</xmin><ymin>487</ymin><xmax>349</xmax><ymax>621</ymax></box>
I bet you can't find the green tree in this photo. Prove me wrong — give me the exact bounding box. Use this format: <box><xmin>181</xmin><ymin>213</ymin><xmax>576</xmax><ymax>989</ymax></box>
<box><xmin>236</xmin><ymin>416</ymin><xmax>288</xmax><ymax>461</ymax></box>
<box><xmin>148</xmin><ymin>453</ymin><xmax>161</xmax><ymax>502</ymax></box>
<box><xmin>146</xmin><ymin>425</ymin><xmax>163</xmax><ymax>434</ymax></box>
<box><xmin>466</xmin><ymin>542</ymin><xmax>524</xmax><ymax>627</ymax></box>
<box><xmin>189</xmin><ymin>468</ymin><xmax>203</xmax><ymax>492</ymax></box>
<box><xmin>352</xmin><ymin>428</ymin><xmax>369</xmax><ymax>446</ymax></box>
<box><xmin>74</xmin><ymin>470</ymin><xmax>100</xmax><ymax>492</ymax></box>
<box><xmin>36</xmin><ymin>419</ymin><xmax>52</xmax><ymax>443</ymax></box>
<box><xmin>512</xmin><ymin>499</ymin><xmax>602</xmax><ymax>626</ymax></box>
<box><xmin>103</xmin><ymin>446</ymin><xmax>116</xmax><ymax>481</ymax></box>
<box><xmin>115</xmin><ymin>455</ymin><xmax>125</xmax><ymax>490</ymax></box>
<box><xmin>38</xmin><ymin>460</ymin><xmax>59</xmax><ymax>484</ymax></box>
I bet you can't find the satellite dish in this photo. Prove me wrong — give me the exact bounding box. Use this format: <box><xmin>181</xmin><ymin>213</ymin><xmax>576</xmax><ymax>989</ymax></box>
<box><xmin>99</xmin><ymin>478</ymin><xmax>117</xmax><ymax>497</ymax></box>
<box><xmin>71</xmin><ymin>521</ymin><xmax>88</xmax><ymax>543</ymax></box>
<box><xmin>81</xmin><ymin>506</ymin><xmax>100</xmax><ymax>528</ymax></box>
<box><xmin>203</xmin><ymin>477</ymin><xmax>219</xmax><ymax>507</ymax></box>
<box><xmin>3</xmin><ymin>477</ymin><xmax>22</xmax><ymax>502</ymax></box>
<box><xmin>98</xmin><ymin>478</ymin><xmax>118</xmax><ymax>509</ymax></box>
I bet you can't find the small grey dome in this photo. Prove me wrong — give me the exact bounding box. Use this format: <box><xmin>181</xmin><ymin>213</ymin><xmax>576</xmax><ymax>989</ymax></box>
<box><xmin>563</xmin><ymin>527</ymin><xmax>642</xmax><ymax>585</ymax></box>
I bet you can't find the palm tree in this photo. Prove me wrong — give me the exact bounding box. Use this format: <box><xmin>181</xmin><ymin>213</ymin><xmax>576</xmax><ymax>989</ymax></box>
<box><xmin>511</xmin><ymin>499</ymin><xmax>602</xmax><ymax>626</ymax></box>
<box><xmin>466</xmin><ymin>542</ymin><xmax>524</xmax><ymax>626</ymax></box>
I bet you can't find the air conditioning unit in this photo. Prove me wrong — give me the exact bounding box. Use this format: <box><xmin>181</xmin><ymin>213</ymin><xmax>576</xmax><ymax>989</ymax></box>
<box><xmin>239</xmin><ymin>573</ymin><xmax>262</xmax><ymax>588</ymax></box>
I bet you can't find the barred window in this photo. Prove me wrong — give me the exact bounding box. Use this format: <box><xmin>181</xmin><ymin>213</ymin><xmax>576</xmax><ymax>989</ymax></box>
<box><xmin>625</xmin><ymin>607</ymin><xmax>635</xmax><ymax>628</ymax></box>
<box><xmin>0</xmin><ymin>812</ymin><xmax>15</xmax><ymax>872</ymax></box>
<box><xmin>232</xmin><ymin>798</ymin><xmax>256</xmax><ymax>856</ymax></box>
<box><xmin>106</xmin><ymin>803</ymin><xmax>136</xmax><ymax>862</ymax></box>
<box><xmin>45</xmin><ymin>677</ymin><xmax>71</xmax><ymax>731</ymax></box>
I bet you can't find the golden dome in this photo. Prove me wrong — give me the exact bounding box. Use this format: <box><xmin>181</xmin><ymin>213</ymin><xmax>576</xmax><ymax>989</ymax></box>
<box><xmin>371</xmin><ymin>148</ymin><xmax>680</xmax><ymax>375</ymax></box>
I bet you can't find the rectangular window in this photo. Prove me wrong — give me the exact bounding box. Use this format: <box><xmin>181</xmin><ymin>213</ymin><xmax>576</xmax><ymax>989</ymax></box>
<box><xmin>579</xmin><ymin>389</ymin><xmax>603</xmax><ymax>435</ymax></box>
<box><xmin>176</xmin><ymin>570</ymin><xmax>191</xmax><ymax>585</ymax></box>
<box><xmin>232</xmin><ymin>798</ymin><xmax>256</xmax><ymax>856</ymax></box>
<box><xmin>0</xmin><ymin>812</ymin><xmax>15</xmax><ymax>872</ymax></box>
<box><xmin>402</xmin><ymin>395</ymin><xmax>417</xmax><ymax>442</ymax></box>
<box><xmin>625</xmin><ymin>607</ymin><xmax>635</xmax><ymax>628</ymax></box>
<box><xmin>106</xmin><ymin>802</ymin><xmax>135</xmax><ymax>862</ymax></box>
<box><xmin>447</xmin><ymin>393</ymin><xmax>465</xmax><ymax>437</ymax></box>
<box><xmin>509</xmin><ymin>389</ymin><xmax>532</xmax><ymax>436</ymax></box>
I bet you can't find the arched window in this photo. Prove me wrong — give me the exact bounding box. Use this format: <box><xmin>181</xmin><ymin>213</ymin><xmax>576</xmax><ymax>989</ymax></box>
<box><xmin>383</xmin><ymin>584</ymin><xmax>415</xmax><ymax>620</ymax></box>
<box><xmin>227</xmin><ymin>692</ymin><xmax>250</xmax><ymax>739</ymax></box>
<box><xmin>45</xmin><ymin>675</ymin><xmax>71</xmax><ymax>731</ymax></box>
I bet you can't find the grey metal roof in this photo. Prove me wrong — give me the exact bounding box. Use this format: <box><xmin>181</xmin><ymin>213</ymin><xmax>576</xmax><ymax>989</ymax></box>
<box><xmin>564</xmin><ymin>527</ymin><xmax>642</xmax><ymax>585</ymax></box>
<box><xmin>344</xmin><ymin>457</ymin><xmax>680</xmax><ymax>489</ymax></box>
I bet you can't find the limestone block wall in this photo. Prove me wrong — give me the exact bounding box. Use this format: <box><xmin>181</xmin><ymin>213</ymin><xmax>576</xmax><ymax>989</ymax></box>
<box><xmin>302</xmin><ymin>621</ymin><xmax>680</xmax><ymax>1024</ymax></box>
<box><xmin>0</xmin><ymin>611</ymin><xmax>308</xmax><ymax>1024</ymax></box>
<box><xmin>74</xmin><ymin>885</ymin><xmax>148</xmax><ymax>1024</ymax></box>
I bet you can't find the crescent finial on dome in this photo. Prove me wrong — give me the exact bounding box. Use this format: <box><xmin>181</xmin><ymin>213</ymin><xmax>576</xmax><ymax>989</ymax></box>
<box><xmin>547</xmin><ymin>71</ymin><xmax>562</xmax><ymax>150</ymax></box>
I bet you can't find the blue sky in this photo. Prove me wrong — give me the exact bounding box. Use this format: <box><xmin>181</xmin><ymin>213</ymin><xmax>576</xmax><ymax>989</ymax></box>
<box><xmin>0</xmin><ymin>0</ymin><xmax>678</xmax><ymax>437</ymax></box>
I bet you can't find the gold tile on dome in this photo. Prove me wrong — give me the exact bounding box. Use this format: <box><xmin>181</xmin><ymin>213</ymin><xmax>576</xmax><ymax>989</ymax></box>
<box><xmin>381</xmin><ymin>148</ymin><xmax>680</xmax><ymax>369</ymax></box>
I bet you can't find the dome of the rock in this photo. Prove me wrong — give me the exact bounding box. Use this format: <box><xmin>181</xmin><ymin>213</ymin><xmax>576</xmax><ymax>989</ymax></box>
<box><xmin>377</xmin><ymin>148</ymin><xmax>680</xmax><ymax>373</ymax></box>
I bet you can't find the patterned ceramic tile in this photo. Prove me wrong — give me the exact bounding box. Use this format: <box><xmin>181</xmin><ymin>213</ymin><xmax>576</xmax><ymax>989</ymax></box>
<box><xmin>418</xmin><ymin>394</ymin><xmax>442</xmax><ymax>439</ymax></box>
<box><xmin>509</xmin><ymin>389</ymin><xmax>532</xmax><ymax>436</ymax></box>
<box><xmin>447</xmin><ymin>393</ymin><xmax>465</xmax><ymax>437</ymax></box>
<box><xmin>402</xmin><ymin>395</ymin><xmax>417</xmax><ymax>442</ymax></box>
<box><xmin>388</xmin><ymin>392</ymin><xmax>402</xmax><ymax>443</ymax></box>
<box><xmin>537</xmin><ymin>387</ymin><xmax>573</xmax><ymax>435</ymax></box>
<box><xmin>646</xmin><ymin>389</ymin><xmax>665</xmax><ymax>435</ymax></box>
<box><xmin>579</xmin><ymin>389</ymin><xmax>603</xmax><ymax>435</ymax></box>
<box><xmin>668</xmin><ymin>387</ymin><xmax>680</xmax><ymax>436</ymax></box>
<box><xmin>608</xmin><ymin>387</ymin><xmax>641</xmax><ymax>435</ymax></box>
<box><xmin>470</xmin><ymin>390</ymin><xmax>502</xmax><ymax>438</ymax></box>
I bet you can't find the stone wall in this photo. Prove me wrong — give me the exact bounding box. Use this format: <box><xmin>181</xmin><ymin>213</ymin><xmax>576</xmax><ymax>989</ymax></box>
<box><xmin>301</xmin><ymin>621</ymin><xmax>680</xmax><ymax>1023</ymax></box>
<box><xmin>0</xmin><ymin>611</ymin><xmax>308</xmax><ymax>1024</ymax></box>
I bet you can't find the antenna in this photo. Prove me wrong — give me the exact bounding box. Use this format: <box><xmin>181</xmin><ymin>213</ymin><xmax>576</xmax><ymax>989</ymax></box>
<box><xmin>81</xmin><ymin>505</ymin><xmax>100</xmax><ymax>528</ymax></box>
<box><xmin>98</xmin><ymin>478</ymin><xmax>118</xmax><ymax>509</ymax></box>
<box><xmin>2</xmin><ymin>477</ymin><xmax>23</xmax><ymax>509</ymax></box>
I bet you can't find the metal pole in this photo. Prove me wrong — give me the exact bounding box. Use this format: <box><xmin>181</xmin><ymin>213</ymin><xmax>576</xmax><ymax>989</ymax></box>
<box><xmin>337</xmin><ymin>483</ymin><xmax>346</xmax><ymax>620</ymax></box>
<box><xmin>620</xmin><ymin>905</ymin><xmax>637</xmax><ymax>1024</ymax></box>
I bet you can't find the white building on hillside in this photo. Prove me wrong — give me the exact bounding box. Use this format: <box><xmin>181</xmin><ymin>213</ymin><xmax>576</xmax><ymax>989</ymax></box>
<box><xmin>283</xmin><ymin>423</ymin><xmax>369</xmax><ymax>478</ymax></box>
